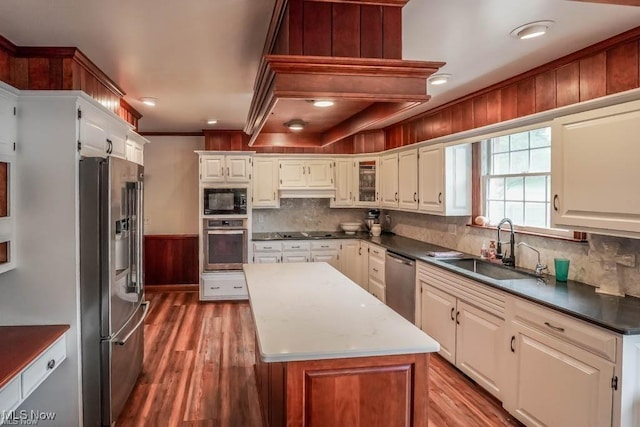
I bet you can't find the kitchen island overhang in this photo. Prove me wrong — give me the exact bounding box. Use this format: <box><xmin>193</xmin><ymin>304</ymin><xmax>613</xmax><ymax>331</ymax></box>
<box><xmin>243</xmin><ymin>262</ymin><xmax>440</xmax><ymax>427</ymax></box>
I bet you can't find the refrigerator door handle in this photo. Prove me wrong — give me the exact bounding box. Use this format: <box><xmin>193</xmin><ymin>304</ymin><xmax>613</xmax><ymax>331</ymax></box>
<box><xmin>136</xmin><ymin>180</ymin><xmax>144</xmax><ymax>295</ymax></box>
<box><xmin>115</xmin><ymin>301</ymin><xmax>150</xmax><ymax>346</ymax></box>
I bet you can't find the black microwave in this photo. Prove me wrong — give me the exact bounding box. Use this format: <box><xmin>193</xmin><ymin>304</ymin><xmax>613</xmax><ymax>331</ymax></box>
<box><xmin>203</xmin><ymin>187</ymin><xmax>248</xmax><ymax>215</ymax></box>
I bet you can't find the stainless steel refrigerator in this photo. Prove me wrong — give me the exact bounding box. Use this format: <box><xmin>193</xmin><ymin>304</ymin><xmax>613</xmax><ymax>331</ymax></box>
<box><xmin>79</xmin><ymin>156</ymin><xmax>149</xmax><ymax>427</ymax></box>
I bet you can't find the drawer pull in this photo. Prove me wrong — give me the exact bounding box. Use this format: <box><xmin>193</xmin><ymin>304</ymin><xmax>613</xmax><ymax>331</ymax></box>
<box><xmin>47</xmin><ymin>359</ymin><xmax>56</xmax><ymax>370</ymax></box>
<box><xmin>321</xmin><ymin>245</ymin><xmax>329</xmax><ymax>248</ymax></box>
<box><xmin>544</xmin><ymin>321</ymin><xmax>565</xmax><ymax>333</ymax></box>
<box><xmin>233</xmin><ymin>286</ymin><xmax>243</xmax><ymax>289</ymax></box>
<box><xmin>211</xmin><ymin>286</ymin><xmax>221</xmax><ymax>290</ymax></box>
<box><xmin>372</xmin><ymin>268</ymin><xmax>379</xmax><ymax>272</ymax></box>
<box><xmin>373</xmin><ymin>250</ymin><xmax>379</xmax><ymax>255</ymax></box>
<box><xmin>263</xmin><ymin>246</ymin><xmax>272</xmax><ymax>249</ymax></box>
<box><xmin>291</xmin><ymin>246</ymin><xmax>300</xmax><ymax>249</ymax></box>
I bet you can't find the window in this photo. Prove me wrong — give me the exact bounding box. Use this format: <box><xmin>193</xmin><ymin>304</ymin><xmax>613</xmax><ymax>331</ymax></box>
<box><xmin>482</xmin><ymin>127</ymin><xmax>552</xmax><ymax>230</ymax></box>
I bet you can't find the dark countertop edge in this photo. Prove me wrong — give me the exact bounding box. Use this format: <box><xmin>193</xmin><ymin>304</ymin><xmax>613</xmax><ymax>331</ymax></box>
<box><xmin>252</xmin><ymin>232</ymin><xmax>640</xmax><ymax>335</ymax></box>
<box><xmin>0</xmin><ymin>324</ymin><xmax>70</xmax><ymax>389</ymax></box>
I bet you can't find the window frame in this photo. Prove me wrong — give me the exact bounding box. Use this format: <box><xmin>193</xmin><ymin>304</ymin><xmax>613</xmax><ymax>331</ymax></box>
<box><xmin>471</xmin><ymin>122</ymin><xmax>578</xmax><ymax>240</ymax></box>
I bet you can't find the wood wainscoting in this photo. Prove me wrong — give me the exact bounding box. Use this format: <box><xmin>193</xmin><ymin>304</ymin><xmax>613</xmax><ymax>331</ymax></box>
<box><xmin>144</xmin><ymin>234</ymin><xmax>199</xmax><ymax>285</ymax></box>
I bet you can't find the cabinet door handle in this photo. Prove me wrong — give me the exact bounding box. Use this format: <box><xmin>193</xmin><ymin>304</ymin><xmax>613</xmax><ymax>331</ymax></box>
<box><xmin>438</xmin><ymin>192</ymin><xmax>443</xmax><ymax>204</ymax></box>
<box><xmin>450</xmin><ymin>307</ymin><xmax>455</xmax><ymax>321</ymax></box>
<box><xmin>544</xmin><ymin>321</ymin><xmax>565</xmax><ymax>333</ymax></box>
<box><xmin>106</xmin><ymin>139</ymin><xmax>113</xmax><ymax>154</ymax></box>
<box><xmin>376</xmin><ymin>191</ymin><xmax>379</xmax><ymax>201</ymax></box>
<box><xmin>302</xmin><ymin>166</ymin><xmax>305</xmax><ymax>175</ymax></box>
<box><xmin>372</xmin><ymin>267</ymin><xmax>379</xmax><ymax>272</ymax></box>
<box><xmin>227</xmin><ymin>167</ymin><xmax>230</xmax><ymax>177</ymax></box>
<box><xmin>395</xmin><ymin>192</ymin><xmax>398</xmax><ymax>201</ymax></box>
<box><xmin>359</xmin><ymin>247</ymin><xmax>362</xmax><ymax>255</ymax></box>
<box><xmin>553</xmin><ymin>195</ymin><xmax>559</xmax><ymax>211</ymax></box>
<box><xmin>47</xmin><ymin>359</ymin><xmax>56</xmax><ymax>370</ymax></box>
<box><xmin>291</xmin><ymin>245</ymin><xmax>300</xmax><ymax>249</ymax></box>
<box><xmin>413</xmin><ymin>192</ymin><xmax>417</xmax><ymax>202</ymax></box>
<box><xmin>233</xmin><ymin>286</ymin><xmax>243</xmax><ymax>289</ymax></box>
<box><xmin>455</xmin><ymin>311</ymin><xmax>460</xmax><ymax>325</ymax></box>
<box><xmin>510</xmin><ymin>336</ymin><xmax>515</xmax><ymax>353</ymax></box>
<box><xmin>308</xmin><ymin>166</ymin><xmax>311</xmax><ymax>174</ymax></box>
<box><xmin>211</xmin><ymin>286</ymin><xmax>221</xmax><ymax>290</ymax></box>
<box><xmin>273</xmin><ymin>191</ymin><xmax>276</xmax><ymax>199</ymax></box>
<box><xmin>350</xmin><ymin>191</ymin><xmax>352</xmax><ymax>201</ymax></box>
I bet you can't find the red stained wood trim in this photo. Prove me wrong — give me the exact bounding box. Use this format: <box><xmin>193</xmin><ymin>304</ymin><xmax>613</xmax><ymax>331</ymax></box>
<box><xmin>252</xmin><ymin>133</ymin><xmax>323</xmax><ymax>147</ymax></box>
<box><xmin>556</xmin><ymin>62</ymin><xmax>580</xmax><ymax>107</ymax></box>
<box><xmin>310</xmin><ymin>0</ymin><xmax>408</xmax><ymax>5</ymax></box>
<box><xmin>486</xmin><ymin>90</ymin><xmax>501</xmax><ymax>125</ymax></box>
<box><xmin>0</xmin><ymin>325</ymin><xmax>70</xmax><ymax>390</ymax></box>
<box><xmin>516</xmin><ymin>77</ymin><xmax>535</xmax><ymax>117</ymax></box>
<box><xmin>0</xmin><ymin>34</ymin><xmax>17</xmax><ymax>55</ymax></box>
<box><xmin>535</xmin><ymin>69</ymin><xmax>556</xmax><ymax>113</ymax></box>
<box><xmin>288</xmin><ymin>1</ymin><xmax>304</xmax><ymax>55</ymax></box>
<box><xmin>322</xmin><ymin>101</ymin><xmax>422</xmax><ymax>146</ymax></box>
<box><xmin>141</xmin><ymin>131</ymin><xmax>204</xmax><ymax>137</ymax></box>
<box><xmin>473</xmin><ymin>94</ymin><xmax>488</xmax><ymax>128</ymax></box>
<box><xmin>144</xmin><ymin>235</ymin><xmax>199</xmax><ymax>285</ymax></box>
<box><xmin>568</xmin><ymin>0</ymin><xmax>640</xmax><ymax>5</ymax></box>
<box><xmin>332</xmin><ymin>3</ymin><xmax>361</xmax><ymax>57</ymax></box>
<box><xmin>606</xmin><ymin>41</ymin><xmax>639</xmax><ymax>94</ymax></box>
<box><xmin>580</xmin><ymin>52</ymin><xmax>607</xmax><ymax>101</ymax></box>
<box><xmin>360</xmin><ymin>5</ymin><xmax>383</xmax><ymax>58</ymax></box>
<box><xmin>382</xmin><ymin>6</ymin><xmax>402</xmax><ymax>59</ymax></box>
<box><xmin>303</xmin><ymin>2</ymin><xmax>332</xmax><ymax>56</ymax></box>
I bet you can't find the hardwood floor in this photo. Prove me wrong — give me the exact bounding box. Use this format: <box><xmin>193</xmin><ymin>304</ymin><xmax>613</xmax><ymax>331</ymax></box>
<box><xmin>118</xmin><ymin>291</ymin><xmax>522</xmax><ymax>427</ymax></box>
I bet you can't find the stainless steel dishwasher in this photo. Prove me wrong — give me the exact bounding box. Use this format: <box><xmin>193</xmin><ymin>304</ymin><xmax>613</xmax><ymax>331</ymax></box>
<box><xmin>385</xmin><ymin>251</ymin><xmax>416</xmax><ymax>323</ymax></box>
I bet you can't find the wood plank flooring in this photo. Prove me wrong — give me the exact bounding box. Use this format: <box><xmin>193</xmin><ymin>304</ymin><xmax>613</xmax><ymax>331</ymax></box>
<box><xmin>118</xmin><ymin>290</ymin><xmax>523</xmax><ymax>427</ymax></box>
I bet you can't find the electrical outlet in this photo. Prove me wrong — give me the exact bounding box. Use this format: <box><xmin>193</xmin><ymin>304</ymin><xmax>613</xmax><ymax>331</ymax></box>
<box><xmin>144</xmin><ymin>217</ymin><xmax>151</xmax><ymax>225</ymax></box>
<box><xmin>448</xmin><ymin>224</ymin><xmax>457</xmax><ymax>235</ymax></box>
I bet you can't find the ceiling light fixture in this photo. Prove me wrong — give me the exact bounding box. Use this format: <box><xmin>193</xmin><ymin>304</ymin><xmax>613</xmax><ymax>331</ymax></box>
<box><xmin>285</xmin><ymin>119</ymin><xmax>306</xmax><ymax>131</ymax></box>
<box><xmin>312</xmin><ymin>100</ymin><xmax>334</xmax><ymax>108</ymax></box>
<box><xmin>510</xmin><ymin>21</ymin><xmax>554</xmax><ymax>40</ymax></box>
<box><xmin>428</xmin><ymin>73</ymin><xmax>451</xmax><ymax>86</ymax></box>
<box><xmin>140</xmin><ymin>97</ymin><xmax>157</xmax><ymax>107</ymax></box>
<box><xmin>206</xmin><ymin>119</ymin><xmax>218</xmax><ymax>125</ymax></box>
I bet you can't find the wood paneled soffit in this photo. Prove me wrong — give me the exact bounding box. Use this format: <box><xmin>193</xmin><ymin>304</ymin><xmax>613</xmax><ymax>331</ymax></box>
<box><xmin>246</xmin><ymin>0</ymin><xmax>445</xmax><ymax>147</ymax></box>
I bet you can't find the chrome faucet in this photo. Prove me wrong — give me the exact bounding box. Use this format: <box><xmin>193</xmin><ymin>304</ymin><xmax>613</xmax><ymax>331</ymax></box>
<box><xmin>517</xmin><ymin>242</ymin><xmax>548</xmax><ymax>276</ymax></box>
<box><xmin>497</xmin><ymin>218</ymin><xmax>516</xmax><ymax>267</ymax></box>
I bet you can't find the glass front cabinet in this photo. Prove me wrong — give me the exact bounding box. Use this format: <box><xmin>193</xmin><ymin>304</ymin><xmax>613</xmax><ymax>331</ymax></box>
<box><xmin>354</xmin><ymin>157</ymin><xmax>379</xmax><ymax>207</ymax></box>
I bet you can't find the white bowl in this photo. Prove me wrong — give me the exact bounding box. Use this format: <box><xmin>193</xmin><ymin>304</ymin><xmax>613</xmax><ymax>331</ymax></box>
<box><xmin>340</xmin><ymin>222</ymin><xmax>361</xmax><ymax>235</ymax></box>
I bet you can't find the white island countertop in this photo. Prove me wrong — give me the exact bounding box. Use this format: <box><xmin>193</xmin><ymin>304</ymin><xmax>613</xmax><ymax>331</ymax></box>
<box><xmin>243</xmin><ymin>262</ymin><xmax>440</xmax><ymax>363</ymax></box>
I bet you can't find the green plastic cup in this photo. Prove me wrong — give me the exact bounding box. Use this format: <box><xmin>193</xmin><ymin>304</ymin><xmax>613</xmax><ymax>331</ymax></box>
<box><xmin>554</xmin><ymin>258</ymin><xmax>570</xmax><ymax>282</ymax></box>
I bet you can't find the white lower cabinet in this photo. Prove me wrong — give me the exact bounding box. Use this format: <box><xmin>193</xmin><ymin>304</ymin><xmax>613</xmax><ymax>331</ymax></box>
<box><xmin>507</xmin><ymin>321</ymin><xmax>614</xmax><ymax>427</ymax></box>
<box><xmin>0</xmin><ymin>334</ymin><xmax>66</xmax><ymax>425</ymax></box>
<box><xmin>282</xmin><ymin>241</ymin><xmax>311</xmax><ymax>263</ymax></box>
<box><xmin>367</xmin><ymin>243</ymin><xmax>386</xmax><ymax>302</ymax></box>
<box><xmin>504</xmin><ymin>298</ymin><xmax>617</xmax><ymax>427</ymax></box>
<box><xmin>253</xmin><ymin>241</ymin><xmax>283</xmax><ymax>263</ymax></box>
<box><xmin>418</xmin><ymin>262</ymin><xmax>506</xmax><ymax>400</ymax></box>
<box><xmin>311</xmin><ymin>240</ymin><xmax>340</xmax><ymax>270</ymax></box>
<box><xmin>201</xmin><ymin>272</ymin><xmax>248</xmax><ymax>300</ymax></box>
<box><xmin>339</xmin><ymin>240</ymin><xmax>361</xmax><ymax>284</ymax></box>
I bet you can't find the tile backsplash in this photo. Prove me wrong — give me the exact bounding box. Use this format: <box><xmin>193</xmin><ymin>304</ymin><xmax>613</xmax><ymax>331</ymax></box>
<box><xmin>388</xmin><ymin>210</ymin><xmax>640</xmax><ymax>298</ymax></box>
<box><xmin>252</xmin><ymin>198</ymin><xmax>364</xmax><ymax>232</ymax></box>
<box><xmin>253</xmin><ymin>200</ymin><xmax>640</xmax><ymax>297</ymax></box>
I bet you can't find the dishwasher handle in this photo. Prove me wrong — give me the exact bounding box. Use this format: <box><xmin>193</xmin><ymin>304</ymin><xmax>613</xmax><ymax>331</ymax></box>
<box><xmin>387</xmin><ymin>251</ymin><xmax>415</xmax><ymax>266</ymax></box>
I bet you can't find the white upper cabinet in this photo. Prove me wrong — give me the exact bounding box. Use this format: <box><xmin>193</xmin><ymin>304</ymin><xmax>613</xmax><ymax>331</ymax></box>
<box><xmin>418</xmin><ymin>143</ymin><xmax>471</xmax><ymax>216</ymax></box>
<box><xmin>77</xmin><ymin>98</ymin><xmax>130</xmax><ymax>159</ymax></box>
<box><xmin>125</xmin><ymin>131</ymin><xmax>148</xmax><ymax>166</ymax></box>
<box><xmin>551</xmin><ymin>100</ymin><xmax>640</xmax><ymax>238</ymax></box>
<box><xmin>279</xmin><ymin>158</ymin><xmax>333</xmax><ymax>189</ymax></box>
<box><xmin>0</xmin><ymin>86</ymin><xmax>17</xmax><ymax>156</ymax></box>
<box><xmin>331</xmin><ymin>158</ymin><xmax>353</xmax><ymax>207</ymax></box>
<box><xmin>354</xmin><ymin>157</ymin><xmax>379</xmax><ymax>207</ymax></box>
<box><xmin>380</xmin><ymin>153</ymin><xmax>399</xmax><ymax>208</ymax></box>
<box><xmin>398</xmin><ymin>149</ymin><xmax>418</xmax><ymax>210</ymax></box>
<box><xmin>252</xmin><ymin>157</ymin><xmax>279</xmax><ymax>208</ymax></box>
<box><xmin>200</xmin><ymin>154</ymin><xmax>251</xmax><ymax>183</ymax></box>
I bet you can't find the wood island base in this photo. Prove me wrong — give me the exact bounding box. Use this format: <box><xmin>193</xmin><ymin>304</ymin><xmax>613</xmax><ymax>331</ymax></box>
<box><xmin>255</xmin><ymin>350</ymin><xmax>430</xmax><ymax>427</ymax></box>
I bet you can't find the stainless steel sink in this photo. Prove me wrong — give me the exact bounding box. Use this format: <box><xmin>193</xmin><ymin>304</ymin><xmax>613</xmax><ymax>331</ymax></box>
<box><xmin>439</xmin><ymin>258</ymin><xmax>537</xmax><ymax>281</ymax></box>
<box><xmin>301</xmin><ymin>231</ymin><xmax>336</xmax><ymax>239</ymax></box>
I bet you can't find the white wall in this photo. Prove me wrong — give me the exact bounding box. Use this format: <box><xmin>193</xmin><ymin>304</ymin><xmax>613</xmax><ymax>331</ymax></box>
<box><xmin>143</xmin><ymin>136</ymin><xmax>203</xmax><ymax>235</ymax></box>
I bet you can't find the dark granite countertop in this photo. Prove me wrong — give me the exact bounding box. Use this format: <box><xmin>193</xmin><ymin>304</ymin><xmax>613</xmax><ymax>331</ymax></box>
<box><xmin>252</xmin><ymin>232</ymin><xmax>640</xmax><ymax>335</ymax></box>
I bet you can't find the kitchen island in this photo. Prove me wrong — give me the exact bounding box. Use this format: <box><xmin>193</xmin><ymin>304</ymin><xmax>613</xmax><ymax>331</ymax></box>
<box><xmin>243</xmin><ymin>262</ymin><xmax>439</xmax><ymax>427</ymax></box>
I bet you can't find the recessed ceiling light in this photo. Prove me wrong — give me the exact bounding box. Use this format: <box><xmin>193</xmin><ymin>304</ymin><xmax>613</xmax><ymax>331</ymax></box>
<box><xmin>285</xmin><ymin>119</ymin><xmax>305</xmax><ymax>131</ymax></box>
<box><xmin>207</xmin><ymin>119</ymin><xmax>218</xmax><ymax>125</ymax></box>
<box><xmin>140</xmin><ymin>97</ymin><xmax>157</xmax><ymax>107</ymax></box>
<box><xmin>312</xmin><ymin>100</ymin><xmax>334</xmax><ymax>108</ymax></box>
<box><xmin>428</xmin><ymin>73</ymin><xmax>451</xmax><ymax>85</ymax></box>
<box><xmin>510</xmin><ymin>21</ymin><xmax>554</xmax><ymax>40</ymax></box>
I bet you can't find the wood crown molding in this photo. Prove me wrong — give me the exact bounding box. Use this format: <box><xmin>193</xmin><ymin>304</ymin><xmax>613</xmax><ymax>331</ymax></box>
<box><xmin>139</xmin><ymin>131</ymin><xmax>204</xmax><ymax>137</ymax></box>
<box><xmin>0</xmin><ymin>34</ymin><xmax>17</xmax><ymax>55</ymax></box>
<box><xmin>120</xmin><ymin>99</ymin><xmax>143</xmax><ymax>120</ymax></box>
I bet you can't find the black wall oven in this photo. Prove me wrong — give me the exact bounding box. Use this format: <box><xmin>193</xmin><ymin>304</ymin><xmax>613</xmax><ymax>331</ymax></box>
<box><xmin>203</xmin><ymin>187</ymin><xmax>247</xmax><ymax>216</ymax></box>
<box><xmin>203</xmin><ymin>219</ymin><xmax>248</xmax><ymax>271</ymax></box>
